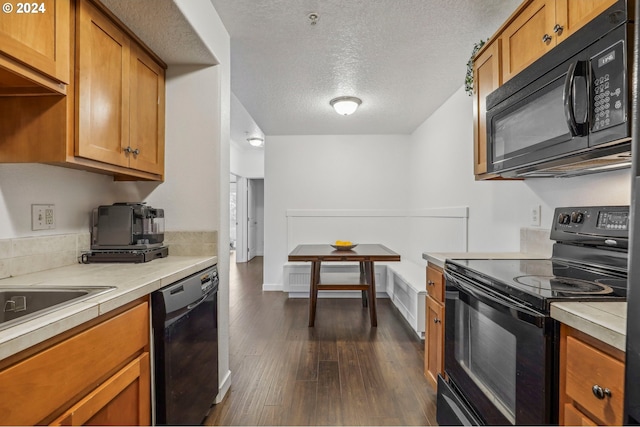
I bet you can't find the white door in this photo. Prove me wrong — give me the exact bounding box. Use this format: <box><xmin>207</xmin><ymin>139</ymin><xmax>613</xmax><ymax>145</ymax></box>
<box><xmin>247</xmin><ymin>179</ymin><xmax>257</xmax><ymax>260</ymax></box>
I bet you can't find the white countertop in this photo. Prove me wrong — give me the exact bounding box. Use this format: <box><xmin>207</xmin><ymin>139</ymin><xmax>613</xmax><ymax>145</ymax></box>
<box><xmin>551</xmin><ymin>301</ymin><xmax>627</xmax><ymax>351</ymax></box>
<box><xmin>0</xmin><ymin>255</ymin><xmax>217</xmax><ymax>360</ymax></box>
<box><xmin>423</xmin><ymin>251</ymin><xmax>548</xmax><ymax>269</ymax></box>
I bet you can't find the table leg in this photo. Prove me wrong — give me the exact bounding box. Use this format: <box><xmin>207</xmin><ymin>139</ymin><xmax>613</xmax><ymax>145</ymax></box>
<box><xmin>309</xmin><ymin>261</ymin><xmax>321</xmax><ymax>327</ymax></box>
<box><xmin>359</xmin><ymin>262</ymin><xmax>368</xmax><ymax>308</ymax></box>
<box><xmin>365</xmin><ymin>261</ymin><xmax>377</xmax><ymax>327</ymax></box>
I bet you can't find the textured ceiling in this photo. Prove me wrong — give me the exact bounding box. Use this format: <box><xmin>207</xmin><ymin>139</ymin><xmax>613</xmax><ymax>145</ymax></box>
<box><xmin>99</xmin><ymin>0</ymin><xmax>218</xmax><ymax>65</ymax></box>
<box><xmin>209</xmin><ymin>0</ymin><xmax>522</xmax><ymax>135</ymax></box>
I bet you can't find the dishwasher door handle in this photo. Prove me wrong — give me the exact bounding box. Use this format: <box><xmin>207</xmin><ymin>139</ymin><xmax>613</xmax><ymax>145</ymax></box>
<box><xmin>187</xmin><ymin>292</ymin><xmax>212</xmax><ymax>310</ymax></box>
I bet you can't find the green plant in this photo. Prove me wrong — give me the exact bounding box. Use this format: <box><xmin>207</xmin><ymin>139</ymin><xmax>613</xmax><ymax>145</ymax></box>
<box><xmin>465</xmin><ymin>39</ymin><xmax>487</xmax><ymax>96</ymax></box>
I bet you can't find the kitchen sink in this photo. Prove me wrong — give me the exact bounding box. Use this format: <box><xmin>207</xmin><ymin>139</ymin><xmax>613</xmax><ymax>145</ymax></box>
<box><xmin>0</xmin><ymin>286</ymin><xmax>115</xmax><ymax>332</ymax></box>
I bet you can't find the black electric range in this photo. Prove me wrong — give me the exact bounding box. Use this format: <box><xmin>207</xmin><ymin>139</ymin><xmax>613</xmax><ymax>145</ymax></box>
<box><xmin>447</xmin><ymin>206</ymin><xmax>628</xmax><ymax>314</ymax></box>
<box><xmin>437</xmin><ymin>205</ymin><xmax>629</xmax><ymax>426</ymax></box>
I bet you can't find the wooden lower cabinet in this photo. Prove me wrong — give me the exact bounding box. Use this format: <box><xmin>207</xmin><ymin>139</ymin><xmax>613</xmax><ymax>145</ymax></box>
<box><xmin>425</xmin><ymin>264</ymin><xmax>445</xmax><ymax>389</ymax></box>
<box><xmin>559</xmin><ymin>324</ymin><xmax>625</xmax><ymax>426</ymax></box>
<box><xmin>0</xmin><ymin>299</ymin><xmax>151</xmax><ymax>426</ymax></box>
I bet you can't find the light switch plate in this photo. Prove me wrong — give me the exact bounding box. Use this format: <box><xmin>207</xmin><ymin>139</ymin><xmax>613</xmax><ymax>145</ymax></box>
<box><xmin>32</xmin><ymin>204</ymin><xmax>55</xmax><ymax>230</ymax></box>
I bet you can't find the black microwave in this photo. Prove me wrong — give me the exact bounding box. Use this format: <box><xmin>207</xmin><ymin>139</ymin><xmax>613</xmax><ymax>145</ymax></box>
<box><xmin>486</xmin><ymin>1</ymin><xmax>632</xmax><ymax>178</ymax></box>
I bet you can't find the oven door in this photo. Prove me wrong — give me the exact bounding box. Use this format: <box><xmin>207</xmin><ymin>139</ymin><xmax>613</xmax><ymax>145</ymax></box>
<box><xmin>444</xmin><ymin>270</ymin><xmax>557</xmax><ymax>425</ymax></box>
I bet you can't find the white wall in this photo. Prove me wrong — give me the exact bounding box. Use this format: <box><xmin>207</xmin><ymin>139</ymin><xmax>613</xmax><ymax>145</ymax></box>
<box><xmin>0</xmin><ymin>164</ymin><xmax>119</xmax><ymax>238</ymax></box>
<box><xmin>173</xmin><ymin>0</ymin><xmax>231</xmax><ymax>402</ymax></box>
<box><xmin>230</xmin><ymin>143</ymin><xmax>264</xmax><ymax>179</ymax></box>
<box><xmin>263</xmin><ymin>134</ymin><xmax>410</xmax><ymax>288</ymax></box>
<box><xmin>229</xmin><ymin>93</ymin><xmax>264</xmax><ymax>179</ymax></box>
<box><xmin>408</xmin><ymin>86</ymin><xmax>632</xmax><ymax>252</ymax></box>
<box><xmin>262</xmin><ymin>87</ymin><xmax>632</xmax><ymax>290</ymax></box>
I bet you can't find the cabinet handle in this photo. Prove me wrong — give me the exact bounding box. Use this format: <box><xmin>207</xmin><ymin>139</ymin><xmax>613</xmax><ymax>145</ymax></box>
<box><xmin>133</xmin><ymin>148</ymin><xmax>140</xmax><ymax>156</ymax></box>
<box><xmin>434</xmin><ymin>318</ymin><xmax>441</xmax><ymax>324</ymax></box>
<box><xmin>553</xmin><ymin>24</ymin><xmax>564</xmax><ymax>35</ymax></box>
<box><xmin>427</xmin><ymin>280</ymin><xmax>434</xmax><ymax>286</ymax></box>
<box><xmin>592</xmin><ymin>384</ymin><xmax>612</xmax><ymax>399</ymax></box>
<box><xmin>123</xmin><ymin>146</ymin><xmax>133</xmax><ymax>154</ymax></box>
<box><xmin>542</xmin><ymin>34</ymin><xmax>552</xmax><ymax>43</ymax></box>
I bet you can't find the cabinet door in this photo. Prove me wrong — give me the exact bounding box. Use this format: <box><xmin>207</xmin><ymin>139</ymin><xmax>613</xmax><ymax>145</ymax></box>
<box><xmin>76</xmin><ymin>0</ymin><xmax>130</xmax><ymax>168</ymax></box>
<box><xmin>473</xmin><ymin>40</ymin><xmax>501</xmax><ymax>178</ymax></box>
<box><xmin>501</xmin><ymin>0</ymin><xmax>556</xmax><ymax>83</ymax></box>
<box><xmin>555</xmin><ymin>0</ymin><xmax>618</xmax><ymax>43</ymax></box>
<box><xmin>0</xmin><ymin>301</ymin><xmax>149</xmax><ymax>425</ymax></box>
<box><xmin>563</xmin><ymin>403</ymin><xmax>597</xmax><ymax>426</ymax></box>
<box><xmin>426</xmin><ymin>265</ymin><xmax>444</xmax><ymax>303</ymax></box>
<box><xmin>50</xmin><ymin>353</ymin><xmax>151</xmax><ymax>426</ymax></box>
<box><xmin>565</xmin><ymin>335</ymin><xmax>624</xmax><ymax>425</ymax></box>
<box><xmin>425</xmin><ymin>296</ymin><xmax>444</xmax><ymax>389</ymax></box>
<box><xmin>0</xmin><ymin>0</ymin><xmax>70</xmax><ymax>84</ymax></box>
<box><xmin>129</xmin><ymin>43</ymin><xmax>165</xmax><ymax>175</ymax></box>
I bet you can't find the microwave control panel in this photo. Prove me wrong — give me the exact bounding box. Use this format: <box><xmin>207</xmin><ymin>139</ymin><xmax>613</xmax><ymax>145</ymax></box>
<box><xmin>591</xmin><ymin>41</ymin><xmax>626</xmax><ymax>132</ymax></box>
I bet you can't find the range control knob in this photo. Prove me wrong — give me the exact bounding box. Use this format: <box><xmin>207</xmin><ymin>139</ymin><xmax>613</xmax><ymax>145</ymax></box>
<box><xmin>558</xmin><ymin>213</ymin><xmax>571</xmax><ymax>225</ymax></box>
<box><xmin>571</xmin><ymin>212</ymin><xmax>584</xmax><ymax>224</ymax></box>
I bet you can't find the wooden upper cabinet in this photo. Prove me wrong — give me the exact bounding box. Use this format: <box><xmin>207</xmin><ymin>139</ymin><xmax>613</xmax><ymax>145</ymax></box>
<box><xmin>473</xmin><ymin>40</ymin><xmax>501</xmax><ymax>178</ymax></box>
<box><xmin>502</xmin><ymin>0</ymin><xmax>619</xmax><ymax>83</ymax></box>
<box><xmin>0</xmin><ymin>0</ymin><xmax>70</xmax><ymax>94</ymax></box>
<box><xmin>75</xmin><ymin>0</ymin><xmax>166</xmax><ymax>178</ymax></box>
<box><xmin>129</xmin><ymin>43</ymin><xmax>165</xmax><ymax>175</ymax></box>
<box><xmin>501</xmin><ymin>0</ymin><xmax>556</xmax><ymax>83</ymax></box>
<box><xmin>555</xmin><ymin>0</ymin><xmax>619</xmax><ymax>43</ymax></box>
<box><xmin>76</xmin><ymin>0</ymin><xmax>130</xmax><ymax>168</ymax></box>
<box><xmin>0</xmin><ymin>0</ymin><xmax>166</xmax><ymax>180</ymax></box>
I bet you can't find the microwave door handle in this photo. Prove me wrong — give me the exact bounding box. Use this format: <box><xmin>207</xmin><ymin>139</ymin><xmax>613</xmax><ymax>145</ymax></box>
<box><xmin>563</xmin><ymin>60</ymin><xmax>588</xmax><ymax>136</ymax></box>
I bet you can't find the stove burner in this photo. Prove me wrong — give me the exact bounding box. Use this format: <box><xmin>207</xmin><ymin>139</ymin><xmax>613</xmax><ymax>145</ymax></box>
<box><xmin>513</xmin><ymin>275</ymin><xmax>614</xmax><ymax>295</ymax></box>
<box><xmin>595</xmin><ymin>278</ymin><xmax>627</xmax><ymax>289</ymax></box>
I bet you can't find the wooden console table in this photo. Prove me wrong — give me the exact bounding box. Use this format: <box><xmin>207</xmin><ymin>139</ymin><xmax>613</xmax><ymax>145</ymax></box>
<box><xmin>288</xmin><ymin>244</ymin><xmax>401</xmax><ymax>327</ymax></box>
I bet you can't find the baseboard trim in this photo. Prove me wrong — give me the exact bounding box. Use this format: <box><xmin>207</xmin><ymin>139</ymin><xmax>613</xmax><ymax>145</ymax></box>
<box><xmin>262</xmin><ymin>283</ymin><xmax>282</xmax><ymax>291</ymax></box>
<box><xmin>216</xmin><ymin>369</ymin><xmax>232</xmax><ymax>404</ymax></box>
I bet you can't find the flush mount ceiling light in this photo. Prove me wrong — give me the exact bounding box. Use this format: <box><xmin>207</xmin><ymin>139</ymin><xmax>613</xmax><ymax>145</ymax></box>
<box><xmin>247</xmin><ymin>137</ymin><xmax>264</xmax><ymax>147</ymax></box>
<box><xmin>330</xmin><ymin>96</ymin><xmax>362</xmax><ymax>116</ymax></box>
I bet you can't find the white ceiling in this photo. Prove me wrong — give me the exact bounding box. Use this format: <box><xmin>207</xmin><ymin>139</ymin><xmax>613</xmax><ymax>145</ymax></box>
<box><xmin>100</xmin><ymin>0</ymin><xmax>522</xmax><ymax>144</ymax></box>
<box><xmin>209</xmin><ymin>0</ymin><xmax>522</xmax><ymax>136</ymax></box>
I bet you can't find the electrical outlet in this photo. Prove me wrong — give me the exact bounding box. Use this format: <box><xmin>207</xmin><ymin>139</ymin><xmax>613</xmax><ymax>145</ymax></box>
<box><xmin>32</xmin><ymin>204</ymin><xmax>55</xmax><ymax>230</ymax></box>
<box><xmin>530</xmin><ymin>205</ymin><xmax>541</xmax><ymax>227</ymax></box>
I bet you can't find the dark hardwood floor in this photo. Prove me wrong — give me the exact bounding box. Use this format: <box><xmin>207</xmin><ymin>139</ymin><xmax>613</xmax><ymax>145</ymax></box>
<box><xmin>205</xmin><ymin>253</ymin><xmax>437</xmax><ymax>426</ymax></box>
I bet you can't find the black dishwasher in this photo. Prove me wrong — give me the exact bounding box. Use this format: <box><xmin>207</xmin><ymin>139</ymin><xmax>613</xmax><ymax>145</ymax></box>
<box><xmin>152</xmin><ymin>265</ymin><xmax>219</xmax><ymax>425</ymax></box>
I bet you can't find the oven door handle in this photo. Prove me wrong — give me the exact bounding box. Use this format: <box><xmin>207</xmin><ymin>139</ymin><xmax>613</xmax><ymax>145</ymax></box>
<box><xmin>445</xmin><ymin>271</ymin><xmax>546</xmax><ymax>327</ymax></box>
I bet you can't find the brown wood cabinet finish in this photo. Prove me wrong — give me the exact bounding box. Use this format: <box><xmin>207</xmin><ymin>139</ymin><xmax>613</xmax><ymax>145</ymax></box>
<box><xmin>555</xmin><ymin>0</ymin><xmax>619</xmax><ymax>43</ymax></box>
<box><xmin>559</xmin><ymin>324</ymin><xmax>625</xmax><ymax>426</ymax></box>
<box><xmin>76</xmin><ymin>0</ymin><xmax>130</xmax><ymax>168</ymax></box>
<box><xmin>0</xmin><ymin>0</ymin><xmax>166</xmax><ymax>181</ymax></box>
<box><xmin>0</xmin><ymin>0</ymin><xmax>70</xmax><ymax>95</ymax></box>
<box><xmin>501</xmin><ymin>0</ymin><xmax>616</xmax><ymax>83</ymax></box>
<box><xmin>76</xmin><ymin>0</ymin><xmax>165</xmax><ymax>176</ymax></box>
<box><xmin>501</xmin><ymin>0</ymin><xmax>556</xmax><ymax>83</ymax></box>
<box><xmin>472</xmin><ymin>40</ymin><xmax>501</xmax><ymax>179</ymax></box>
<box><xmin>0</xmin><ymin>299</ymin><xmax>150</xmax><ymax>425</ymax></box>
<box><xmin>424</xmin><ymin>264</ymin><xmax>445</xmax><ymax>390</ymax></box>
<box><xmin>128</xmin><ymin>43</ymin><xmax>166</xmax><ymax>175</ymax></box>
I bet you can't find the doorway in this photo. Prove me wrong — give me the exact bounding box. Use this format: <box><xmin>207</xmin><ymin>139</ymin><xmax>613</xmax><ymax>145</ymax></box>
<box><xmin>234</xmin><ymin>177</ymin><xmax>264</xmax><ymax>263</ymax></box>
